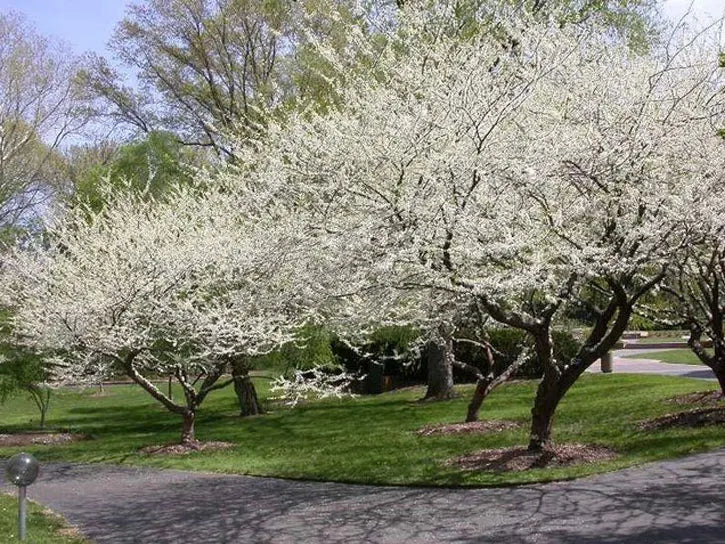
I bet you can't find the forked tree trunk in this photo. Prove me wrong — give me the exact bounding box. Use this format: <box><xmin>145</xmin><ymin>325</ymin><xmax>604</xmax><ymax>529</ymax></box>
<box><xmin>39</xmin><ymin>395</ymin><xmax>49</xmax><ymax>430</ymax></box>
<box><xmin>28</xmin><ymin>386</ymin><xmax>51</xmax><ymax>430</ymax></box>
<box><xmin>232</xmin><ymin>363</ymin><xmax>263</xmax><ymax>416</ymax></box>
<box><xmin>181</xmin><ymin>411</ymin><xmax>196</xmax><ymax>445</ymax></box>
<box><xmin>423</xmin><ymin>336</ymin><xmax>455</xmax><ymax>401</ymax></box>
<box><xmin>466</xmin><ymin>364</ymin><xmax>522</xmax><ymax>422</ymax></box>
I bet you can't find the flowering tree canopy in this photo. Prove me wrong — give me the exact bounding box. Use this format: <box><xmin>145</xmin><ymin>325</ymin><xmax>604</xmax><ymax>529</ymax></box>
<box><xmin>236</xmin><ymin>5</ymin><xmax>725</xmax><ymax>448</ymax></box>
<box><xmin>0</xmin><ymin>182</ymin><xmax>316</xmax><ymax>444</ymax></box>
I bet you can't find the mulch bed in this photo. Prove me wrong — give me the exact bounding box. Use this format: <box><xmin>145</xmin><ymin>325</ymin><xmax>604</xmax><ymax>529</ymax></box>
<box><xmin>448</xmin><ymin>443</ymin><xmax>618</xmax><ymax>472</ymax></box>
<box><xmin>139</xmin><ymin>440</ymin><xmax>234</xmax><ymax>456</ymax></box>
<box><xmin>0</xmin><ymin>432</ymin><xmax>87</xmax><ymax>447</ymax></box>
<box><xmin>638</xmin><ymin>407</ymin><xmax>725</xmax><ymax>431</ymax></box>
<box><xmin>417</xmin><ymin>420</ymin><xmax>520</xmax><ymax>437</ymax></box>
<box><xmin>667</xmin><ymin>390</ymin><xmax>724</xmax><ymax>406</ymax></box>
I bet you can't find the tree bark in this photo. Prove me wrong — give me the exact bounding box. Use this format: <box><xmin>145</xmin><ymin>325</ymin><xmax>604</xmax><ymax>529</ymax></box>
<box><xmin>712</xmin><ymin>363</ymin><xmax>725</xmax><ymax>396</ymax></box>
<box><xmin>422</xmin><ymin>334</ymin><xmax>455</xmax><ymax>401</ymax></box>
<box><xmin>466</xmin><ymin>378</ymin><xmax>492</xmax><ymax>422</ymax></box>
<box><xmin>528</xmin><ymin>373</ymin><xmax>565</xmax><ymax>451</ymax></box>
<box><xmin>232</xmin><ymin>363</ymin><xmax>263</xmax><ymax>416</ymax></box>
<box><xmin>39</xmin><ymin>390</ymin><xmax>50</xmax><ymax>430</ymax></box>
<box><xmin>181</xmin><ymin>410</ymin><xmax>196</xmax><ymax>445</ymax></box>
<box><xmin>465</xmin><ymin>359</ymin><xmax>522</xmax><ymax>422</ymax></box>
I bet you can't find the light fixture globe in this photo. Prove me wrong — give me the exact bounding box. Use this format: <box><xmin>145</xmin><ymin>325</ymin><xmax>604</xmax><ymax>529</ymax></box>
<box><xmin>5</xmin><ymin>452</ymin><xmax>40</xmax><ymax>487</ymax></box>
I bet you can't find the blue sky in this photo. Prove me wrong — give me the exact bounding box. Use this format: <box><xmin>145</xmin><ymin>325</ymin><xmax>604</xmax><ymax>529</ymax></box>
<box><xmin>0</xmin><ymin>0</ymin><xmax>722</xmax><ymax>56</ymax></box>
<box><xmin>0</xmin><ymin>0</ymin><xmax>128</xmax><ymax>54</ymax></box>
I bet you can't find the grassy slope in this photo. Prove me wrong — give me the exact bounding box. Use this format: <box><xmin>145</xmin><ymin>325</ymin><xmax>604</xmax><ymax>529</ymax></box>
<box><xmin>0</xmin><ymin>494</ymin><xmax>88</xmax><ymax>543</ymax></box>
<box><xmin>0</xmin><ymin>374</ymin><xmax>723</xmax><ymax>487</ymax></box>
<box><xmin>626</xmin><ymin>349</ymin><xmax>705</xmax><ymax>365</ymax></box>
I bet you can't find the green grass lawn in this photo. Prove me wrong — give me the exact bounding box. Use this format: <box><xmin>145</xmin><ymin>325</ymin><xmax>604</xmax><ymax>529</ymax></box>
<box><xmin>0</xmin><ymin>494</ymin><xmax>88</xmax><ymax>543</ymax></box>
<box><xmin>625</xmin><ymin>349</ymin><xmax>706</xmax><ymax>365</ymax></box>
<box><xmin>626</xmin><ymin>330</ymin><xmax>688</xmax><ymax>344</ymax></box>
<box><xmin>0</xmin><ymin>374</ymin><xmax>723</xmax><ymax>487</ymax></box>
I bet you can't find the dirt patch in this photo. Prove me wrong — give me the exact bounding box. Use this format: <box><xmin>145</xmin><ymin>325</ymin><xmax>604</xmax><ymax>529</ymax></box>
<box><xmin>667</xmin><ymin>390</ymin><xmax>724</xmax><ymax>406</ymax></box>
<box><xmin>449</xmin><ymin>443</ymin><xmax>618</xmax><ymax>472</ymax></box>
<box><xmin>638</xmin><ymin>407</ymin><xmax>725</xmax><ymax>431</ymax></box>
<box><xmin>139</xmin><ymin>440</ymin><xmax>234</xmax><ymax>456</ymax></box>
<box><xmin>417</xmin><ymin>420</ymin><xmax>520</xmax><ymax>437</ymax></box>
<box><xmin>0</xmin><ymin>432</ymin><xmax>86</xmax><ymax>447</ymax></box>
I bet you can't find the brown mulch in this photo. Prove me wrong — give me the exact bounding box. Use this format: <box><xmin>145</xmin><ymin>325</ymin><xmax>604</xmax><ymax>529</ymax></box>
<box><xmin>667</xmin><ymin>390</ymin><xmax>724</xmax><ymax>406</ymax></box>
<box><xmin>448</xmin><ymin>443</ymin><xmax>618</xmax><ymax>472</ymax></box>
<box><xmin>0</xmin><ymin>432</ymin><xmax>87</xmax><ymax>447</ymax></box>
<box><xmin>417</xmin><ymin>420</ymin><xmax>520</xmax><ymax>437</ymax></box>
<box><xmin>139</xmin><ymin>440</ymin><xmax>234</xmax><ymax>456</ymax></box>
<box><xmin>638</xmin><ymin>407</ymin><xmax>725</xmax><ymax>431</ymax></box>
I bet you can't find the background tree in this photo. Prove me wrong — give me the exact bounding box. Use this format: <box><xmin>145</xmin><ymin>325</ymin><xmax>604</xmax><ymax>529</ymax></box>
<box><xmin>81</xmin><ymin>0</ymin><xmax>364</xmax><ymax>159</ymax></box>
<box><xmin>68</xmin><ymin>131</ymin><xmax>197</xmax><ymax>213</ymax></box>
<box><xmin>0</xmin><ymin>12</ymin><xmax>90</xmax><ymax>242</ymax></box>
<box><xmin>0</xmin><ymin>346</ymin><xmax>53</xmax><ymax>429</ymax></box>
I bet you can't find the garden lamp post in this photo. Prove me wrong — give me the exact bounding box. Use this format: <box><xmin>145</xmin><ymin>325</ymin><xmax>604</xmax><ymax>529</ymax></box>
<box><xmin>5</xmin><ymin>452</ymin><xmax>40</xmax><ymax>541</ymax></box>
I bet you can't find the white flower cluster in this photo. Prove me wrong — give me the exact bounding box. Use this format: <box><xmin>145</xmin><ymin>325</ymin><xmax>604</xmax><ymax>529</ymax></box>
<box><xmin>269</xmin><ymin>367</ymin><xmax>362</xmax><ymax>407</ymax></box>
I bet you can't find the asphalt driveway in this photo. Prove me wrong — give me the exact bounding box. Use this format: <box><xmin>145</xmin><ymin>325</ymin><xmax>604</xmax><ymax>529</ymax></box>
<box><xmin>2</xmin><ymin>449</ymin><xmax>725</xmax><ymax>543</ymax></box>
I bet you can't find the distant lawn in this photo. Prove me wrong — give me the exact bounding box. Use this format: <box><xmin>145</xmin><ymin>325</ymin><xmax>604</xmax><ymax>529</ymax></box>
<box><xmin>631</xmin><ymin>336</ymin><xmax>688</xmax><ymax>344</ymax></box>
<box><xmin>0</xmin><ymin>494</ymin><xmax>88</xmax><ymax>543</ymax></box>
<box><xmin>626</xmin><ymin>349</ymin><xmax>706</xmax><ymax>365</ymax></box>
<box><xmin>0</xmin><ymin>374</ymin><xmax>724</xmax><ymax>487</ymax></box>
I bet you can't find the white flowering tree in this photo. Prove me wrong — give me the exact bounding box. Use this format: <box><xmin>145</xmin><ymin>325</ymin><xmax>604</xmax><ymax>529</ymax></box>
<box><xmin>650</xmin><ymin>184</ymin><xmax>725</xmax><ymax>396</ymax></box>
<box><xmin>236</xmin><ymin>6</ymin><xmax>725</xmax><ymax>450</ymax></box>
<box><xmin>662</xmin><ymin>238</ymin><xmax>725</xmax><ymax>396</ymax></box>
<box><xmin>1</xmin><ymin>183</ymin><xmax>314</xmax><ymax>446</ymax></box>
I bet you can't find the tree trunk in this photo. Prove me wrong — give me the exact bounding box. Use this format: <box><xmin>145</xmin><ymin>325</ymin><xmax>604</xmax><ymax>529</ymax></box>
<box><xmin>232</xmin><ymin>364</ymin><xmax>263</xmax><ymax>416</ymax></box>
<box><xmin>713</xmin><ymin>364</ymin><xmax>725</xmax><ymax>397</ymax></box>
<box><xmin>528</xmin><ymin>370</ymin><xmax>581</xmax><ymax>451</ymax></box>
<box><xmin>39</xmin><ymin>390</ymin><xmax>50</xmax><ymax>429</ymax></box>
<box><xmin>528</xmin><ymin>374</ymin><xmax>561</xmax><ymax>451</ymax></box>
<box><xmin>466</xmin><ymin>378</ymin><xmax>491</xmax><ymax>422</ymax></box>
<box><xmin>181</xmin><ymin>410</ymin><xmax>196</xmax><ymax>445</ymax></box>
<box><xmin>422</xmin><ymin>335</ymin><xmax>455</xmax><ymax>401</ymax></box>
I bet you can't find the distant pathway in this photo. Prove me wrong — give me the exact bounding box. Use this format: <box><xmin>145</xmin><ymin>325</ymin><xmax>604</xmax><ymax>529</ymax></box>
<box><xmin>586</xmin><ymin>349</ymin><xmax>716</xmax><ymax>380</ymax></box>
<box><xmin>2</xmin><ymin>450</ymin><xmax>725</xmax><ymax>543</ymax></box>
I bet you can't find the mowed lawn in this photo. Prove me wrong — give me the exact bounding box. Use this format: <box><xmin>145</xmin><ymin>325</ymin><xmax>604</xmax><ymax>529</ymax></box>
<box><xmin>626</xmin><ymin>349</ymin><xmax>706</xmax><ymax>365</ymax></box>
<box><xmin>1</xmin><ymin>374</ymin><xmax>724</xmax><ymax>487</ymax></box>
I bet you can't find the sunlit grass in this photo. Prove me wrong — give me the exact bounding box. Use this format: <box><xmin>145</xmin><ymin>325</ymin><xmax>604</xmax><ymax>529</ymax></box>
<box><xmin>0</xmin><ymin>494</ymin><xmax>89</xmax><ymax>543</ymax></box>
<box><xmin>626</xmin><ymin>349</ymin><xmax>706</xmax><ymax>365</ymax></box>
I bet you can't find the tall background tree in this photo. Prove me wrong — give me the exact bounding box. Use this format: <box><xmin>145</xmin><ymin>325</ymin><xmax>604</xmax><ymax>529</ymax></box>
<box><xmin>81</xmin><ymin>0</ymin><xmax>364</xmax><ymax>160</ymax></box>
<box><xmin>0</xmin><ymin>12</ymin><xmax>90</xmax><ymax>242</ymax></box>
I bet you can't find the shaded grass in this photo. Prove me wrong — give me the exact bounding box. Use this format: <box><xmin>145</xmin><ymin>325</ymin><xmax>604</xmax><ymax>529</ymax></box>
<box><xmin>0</xmin><ymin>494</ymin><xmax>89</xmax><ymax>543</ymax></box>
<box><xmin>1</xmin><ymin>374</ymin><xmax>724</xmax><ymax>487</ymax></box>
<box><xmin>626</xmin><ymin>349</ymin><xmax>706</xmax><ymax>365</ymax></box>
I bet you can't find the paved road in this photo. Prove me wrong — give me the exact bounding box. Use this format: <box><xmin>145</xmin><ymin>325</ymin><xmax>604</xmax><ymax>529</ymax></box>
<box><xmin>2</xmin><ymin>450</ymin><xmax>725</xmax><ymax>544</ymax></box>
